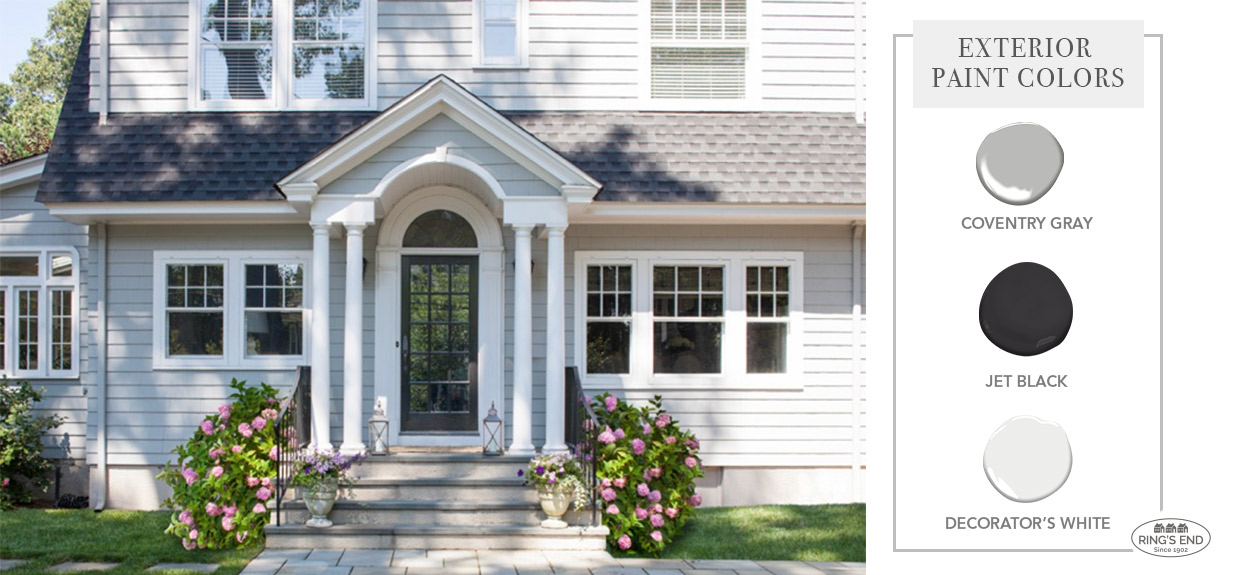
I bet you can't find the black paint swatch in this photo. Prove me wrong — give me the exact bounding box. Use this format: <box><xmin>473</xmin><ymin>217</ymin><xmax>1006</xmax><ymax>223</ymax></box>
<box><xmin>979</xmin><ymin>262</ymin><xmax>1073</xmax><ymax>356</ymax></box>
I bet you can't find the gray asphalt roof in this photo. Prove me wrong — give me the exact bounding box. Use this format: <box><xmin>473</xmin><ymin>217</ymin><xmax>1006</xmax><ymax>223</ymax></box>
<box><xmin>36</xmin><ymin>29</ymin><xmax>865</xmax><ymax>205</ymax></box>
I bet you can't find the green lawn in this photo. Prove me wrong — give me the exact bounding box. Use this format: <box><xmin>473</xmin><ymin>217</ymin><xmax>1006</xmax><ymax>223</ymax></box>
<box><xmin>652</xmin><ymin>504</ymin><xmax>866</xmax><ymax>562</ymax></box>
<box><xmin>0</xmin><ymin>509</ymin><xmax>260</xmax><ymax>575</ymax></box>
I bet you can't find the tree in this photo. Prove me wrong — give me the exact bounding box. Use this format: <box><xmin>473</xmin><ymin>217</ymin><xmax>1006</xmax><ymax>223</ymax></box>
<box><xmin>0</xmin><ymin>0</ymin><xmax>89</xmax><ymax>164</ymax></box>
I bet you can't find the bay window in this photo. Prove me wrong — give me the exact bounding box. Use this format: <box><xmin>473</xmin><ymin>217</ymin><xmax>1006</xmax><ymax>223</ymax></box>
<box><xmin>0</xmin><ymin>249</ymin><xmax>79</xmax><ymax>378</ymax></box>
<box><xmin>576</xmin><ymin>251</ymin><xmax>802</xmax><ymax>388</ymax></box>
<box><xmin>194</xmin><ymin>0</ymin><xmax>373</xmax><ymax>109</ymax></box>
<box><xmin>154</xmin><ymin>252</ymin><xmax>309</xmax><ymax>368</ymax></box>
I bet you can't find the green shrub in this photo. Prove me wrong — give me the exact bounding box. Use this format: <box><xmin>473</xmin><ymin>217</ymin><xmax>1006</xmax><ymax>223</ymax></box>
<box><xmin>157</xmin><ymin>379</ymin><xmax>284</xmax><ymax>549</ymax></box>
<box><xmin>0</xmin><ymin>378</ymin><xmax>66</xmax><ymax>509</ymax></box>
<box><xmin>588</xmin><ymin>393</ymin><xmax>704</xmax><ymax>555</ymax></box>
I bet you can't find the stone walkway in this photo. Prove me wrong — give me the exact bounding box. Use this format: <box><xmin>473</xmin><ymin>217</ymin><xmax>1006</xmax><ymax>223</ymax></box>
<box><xmin>240</xmin><ymin>550</ymin><xmax>865</xmax><ymax>575</ymax></box>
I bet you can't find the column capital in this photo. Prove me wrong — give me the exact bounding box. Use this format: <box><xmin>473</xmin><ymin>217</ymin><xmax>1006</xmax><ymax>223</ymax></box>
<box><xmin>546</xmin><ymin>225</ymin><xmax>567</xmax><ymax>237</ymax></box>
<box><xmin>344</xmin><ymin>222</ymin><xmax>369</xmax><ymax>235</ymax></box>
<box><xmin>513</xmin><ymin>225</ymin><xmax>534</xmax><ymax>236</ymax></box>
<box><xmin>310</xmin><ymin>222</ymin><xmax>332</xmax><ymax>234</ymax></box>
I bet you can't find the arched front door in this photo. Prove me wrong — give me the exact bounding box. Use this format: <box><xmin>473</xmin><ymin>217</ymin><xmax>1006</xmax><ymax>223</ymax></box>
<box><xmin>375</xmin><ymin>188</ymin><xmax>504</xmax><ymax>445</ymax></box>
<box><xmin>400</xmin><ymin>210</ymin><xmax>480</xmax><ymax>432</ymax></box>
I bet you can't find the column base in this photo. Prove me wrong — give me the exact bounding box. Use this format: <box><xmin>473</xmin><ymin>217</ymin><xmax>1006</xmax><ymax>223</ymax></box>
<box><xmin>308</xmin><ymin>441</ymin><xmax>334</xmax><ymax>452</ymax></box>
<box><xmin>338</xmin><ymin>442</ymin><xmax>367</xmax><ymax>455</ymax></box>
<box><xmin>506</xmin><ymin>445</ymin><xmax>537</xmax><ymax>457</ymax></box>
<box><xmin>541</xmin><ymin>443</ymin><xmax>569</xmax><ymax>454</ymax></box>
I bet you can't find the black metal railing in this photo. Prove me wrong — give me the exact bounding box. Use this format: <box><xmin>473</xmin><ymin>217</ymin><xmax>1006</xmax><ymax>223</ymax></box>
<box><xmin>274</xmin><ymin>366</ymin><xmax>312</xmax><ymax>526</ymax></box>
<box><xmin>565</xmin><ymin>366</ymin><xmax>600</xmax><ymax>527</ymax></box>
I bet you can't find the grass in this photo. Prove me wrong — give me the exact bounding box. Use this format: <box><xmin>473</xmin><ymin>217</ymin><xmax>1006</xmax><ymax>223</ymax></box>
<box><xmin>650</xmin><ymin>504</ymin><xmax>866</xmax><ymax>562</ymax></box>
<box><xmin>0</xmin><ymin>509</ymin><xmax>260</xmax><ymax>575</ymax></box>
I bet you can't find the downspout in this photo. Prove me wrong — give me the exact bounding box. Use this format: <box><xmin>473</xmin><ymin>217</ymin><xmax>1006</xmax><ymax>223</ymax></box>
<box><xmin>853</xmin><ymin>0</ymin><xmax>865</xmax><ymax>125</ymax></box>
<box><xmin>93</xmin><ymin>224</ymin><xmax>108</xmax><ymax>511</ymax></box>
<box><xmin>98</xmin><ymin>0</ymin><xmax>110</xmax><ymax>126</ymax></box>
<box><xmin>850</xmin><ymin>223</ymin><xmax>864</xmax><ymax>502</ymax></box>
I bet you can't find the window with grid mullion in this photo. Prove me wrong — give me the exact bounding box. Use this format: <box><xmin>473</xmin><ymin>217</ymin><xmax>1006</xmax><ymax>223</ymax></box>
<box><xmin>244</xmin><ymin>264</ymin><xmax>304</xmax><ymax>357</ymax></box>
<box><xmin>17</xmin><ymin>289</ymin><xmax>38</xmax><ymax>371</ymax></box>
<box><xmin>167</xmin><ymin>264</ymin><xmax>225</xmax><ymax>357</ymax></box>
<box><xmin>585</xmin><ymin>265</ymin><xmax>632</xmax><ymax>375</ymax></box>
<box><xmin>653</xmin><ymin>265</ymin><xmax>723</xmax><ymax>374</ymax></box>
<box><xmin>746</xmin><ymin>265</ymin><xmax>789</xmax><ymax>373</ymax></box>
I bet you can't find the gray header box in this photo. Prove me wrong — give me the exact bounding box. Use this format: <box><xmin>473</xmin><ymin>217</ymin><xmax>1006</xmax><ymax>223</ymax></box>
<box><xmin>913</xmin><ymin>20</ymin><xmax>1144</xmax><ymax>108</ymax></box>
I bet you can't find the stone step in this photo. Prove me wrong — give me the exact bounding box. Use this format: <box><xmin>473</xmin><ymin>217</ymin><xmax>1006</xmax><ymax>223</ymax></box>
<box><xmin>355</xmin><ymin>453</ymin><xmax>528</xmax><ymax>480</ymax></box>
<box><xmin>264</xmin><ymin>524</ymin><xmax>609</xmax><ymax>551</ymax></box>
<box><xmin>278</xmin><ymin>499</ymin><xmax>593</xmax><ymax>527</ymax></box>
<box><xmin>348</xmin><ymin>477</ymin><xmax>537</xmax><ymax>502</ymax></box>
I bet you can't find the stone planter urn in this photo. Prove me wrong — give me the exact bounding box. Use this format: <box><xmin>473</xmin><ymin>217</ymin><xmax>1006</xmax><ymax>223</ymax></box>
<box><xmin>537</xmin><ymin>484</ymin><xmax>571</xmax><ymax>529</ymax></box>
<box><xmin>303</xmin><ymin>477</ymin><xmax>339</xmax><ymax>528</ymax></box>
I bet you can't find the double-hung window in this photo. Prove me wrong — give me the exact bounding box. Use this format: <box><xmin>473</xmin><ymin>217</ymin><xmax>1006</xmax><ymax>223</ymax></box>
<box><xmin>0</xmin><ymin>249</ymin><xmax>78</xmax><ymax>378</ymax></box>
<box><xmin>476</xmin><ymin>0</ymin><xmax>526</xmax><ymax>67</ymax></box>
<box><xmin>650</xmin><ymin>0</ymin><xmax>748</xmax><ymax>99</ymax></box>
<box><xmin>194</xmin><ymin>0</ymin><xmax>373</xmax><ymax>109</ymax></box>
<box><xmin>576</xmin><ymin>251</ymin><xmax>802</xmax><ymax>388</ymax></box>
<box><xmin>154</xmin><ymin>252</ymin><xmax>310</xmax><ymax>369</ymax></box>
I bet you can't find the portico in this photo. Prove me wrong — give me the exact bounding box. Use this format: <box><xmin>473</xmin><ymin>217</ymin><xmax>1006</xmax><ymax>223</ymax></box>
<box><xmin>276</xmin><ymin>77</ymin><xmax>600</xmax><ymax>456</ymax></box>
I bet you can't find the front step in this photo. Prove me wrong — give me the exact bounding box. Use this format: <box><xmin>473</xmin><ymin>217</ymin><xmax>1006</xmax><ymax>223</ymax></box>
<box><xmin>264</xmin><ymin>524</ymin><xmax>609</xmax><ymax>551</ymax></box>
<box><xmin>358</xmin><ymin>453</ymin><xmax>527</xmax><ymax>480</ymax></box>
<box><xmin>279</xmin><ymin>500</ymin><xmax>592</xmax><ymax>526</ymax></box>
<box><xmin>349</xmin><ymin>477</ymin><xmax>536</xmax><ymax>501</ymax></box>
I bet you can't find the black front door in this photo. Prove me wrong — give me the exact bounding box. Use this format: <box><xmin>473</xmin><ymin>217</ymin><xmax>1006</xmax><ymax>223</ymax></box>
<box><xmin>401</xmin><ymin>256</ymin><xmax>479</xmax><ymax>432</ymax></box>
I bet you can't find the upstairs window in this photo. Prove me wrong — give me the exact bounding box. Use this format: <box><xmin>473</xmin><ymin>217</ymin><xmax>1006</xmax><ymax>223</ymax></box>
<box><xmin>194</xmin><ymin>0</ymin><xmax>372</xmax><ymax>109</ymax></box>
<box><xmin>476</xmin><ymin>0</ymin><xmax>526</xmax><ymax>67</ymax></box>
<box><xmin>650</xmin><ymin>0</ymin><xmax>748</xmax><ymax>99</ymax></box>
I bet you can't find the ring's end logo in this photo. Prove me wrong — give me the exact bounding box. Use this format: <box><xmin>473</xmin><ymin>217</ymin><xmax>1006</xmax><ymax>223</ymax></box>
<box><xmin>1132</xmin><ymin>518</ymin><xmax>1210</xmax><ymax>557</ymax></box>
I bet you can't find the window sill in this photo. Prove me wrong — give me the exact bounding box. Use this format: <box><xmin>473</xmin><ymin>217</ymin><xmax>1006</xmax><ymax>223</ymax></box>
<box><xmin>0</xmin><ymin>371</ymin><xmax>80</xmax><ymax>380</ymax></box>
<box><xmin>473</xmin><ymin>64</ymin><xmax>530</xmax><ymax>71</ymax></box>
<box><xmin>152</xmin><ymin>360</ymin><xmax>304</xmax><ymax>371</ymax></box>
<box><xmin>581</xmin><ymin>374</ymin><xmax>806</xmax><ymax>392</ymax></box>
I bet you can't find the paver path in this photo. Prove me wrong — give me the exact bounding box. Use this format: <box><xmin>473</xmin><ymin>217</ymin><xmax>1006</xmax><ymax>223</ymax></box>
<box><xmin>240</xmin><ymin>550</ymin><xmax>865</xmax><ymax>575</ymax></box>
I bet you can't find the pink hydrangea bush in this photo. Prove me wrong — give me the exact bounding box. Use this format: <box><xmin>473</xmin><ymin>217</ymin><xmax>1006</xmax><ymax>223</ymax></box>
<box><xmin>587</xmin><ymin>393</ymin><xmax>704</xmax><ymax>556</ymax></box>
<box><xmin>157</xmin><ymin>379</ymin><xmax>284</xmax><ymax>549</ymax></box>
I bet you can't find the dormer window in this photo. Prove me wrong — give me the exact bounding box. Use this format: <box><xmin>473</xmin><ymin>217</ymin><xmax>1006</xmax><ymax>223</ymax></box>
<box><xmin>193</xmin><ymin>0</ymin><xmax>374</xmax><ymax>110</ymax></box>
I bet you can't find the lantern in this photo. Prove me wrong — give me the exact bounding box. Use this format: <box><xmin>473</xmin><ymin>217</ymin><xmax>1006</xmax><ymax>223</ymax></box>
<box><xmin>483</xmin><ymin>402</ymin><xmax>504</xmax><ymax>456</ymax></box>
<box><xmin>368</xmin><ymin>396</ymin><xmax>389</xmax><ymax>456</ymax></box>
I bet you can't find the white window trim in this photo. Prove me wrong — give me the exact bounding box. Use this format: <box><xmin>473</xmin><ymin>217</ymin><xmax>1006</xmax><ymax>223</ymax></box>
<box><xmin>639</xmin><ymin>0</ymin><xmax>763</xmax><ymax>108</ymax></box>
<box><xmin>473</xmin><ymin>0</ymin><xmax>530</xmax><ymax>69</ymax></box>
<box><xmin>0</xmin><ymin>247</ymin><xmax>81</xmax><ymax>380</ymax></box>
<box><xmin>153</xmin><ymin>251</ymin><xmax>311</xmax><ymax>370</ymax></box>
<box><xmin>574</xmin><ymin>250</ymin><xmax>803</xmax><ymax>391</ymax></box>
<box><xmin>188</xmin><ymin>0</ymin><xmax>378</xmax><ymax>112</ymax></box>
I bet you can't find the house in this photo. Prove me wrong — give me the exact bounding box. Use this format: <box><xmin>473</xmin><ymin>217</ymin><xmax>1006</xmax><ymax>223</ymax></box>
<box><xmin>1</xmin><ymin>0</ymin><xmax>865</xmax><ymax>540</ymax></box>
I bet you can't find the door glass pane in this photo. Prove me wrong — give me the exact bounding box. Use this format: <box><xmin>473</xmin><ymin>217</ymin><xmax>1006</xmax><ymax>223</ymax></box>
<box><xmin>403</xmin><ymin>258</ymin><xmax>477</xmax><ymax>429</ymax></box>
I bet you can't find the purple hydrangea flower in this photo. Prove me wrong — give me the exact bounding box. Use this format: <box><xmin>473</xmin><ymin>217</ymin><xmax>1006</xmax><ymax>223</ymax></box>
<box><xmin>606</xmin><ymin>504</ymin><xmax>620</xmax><ymax>515</ymax></box>
<box><xmin>618</xmin><ymin>534</ymin><xmax>632</xmax><ymax>550</ymax></box>
<box><xmin>601</xmin><ymin>488</ymin><xmax>617</xmax><ymax>502</ymax></box>
<box><xmin>181</xmin><ymin>468</ymin><xmax>199</xmax><ymax>486</ymax></box>
<box><xmin>632</xmin><ymin>439</ymin><xmax>645</xmax><ymax>455</ymax></box>
<box><xmin>200</xmin><ymin>420</ymin><xmax>214</xmax><ymax>435</ymax></box>
<box><xmin>651</xmin><ymin>513</ymin><xmax>665</xmax><ymax>527</ymax></box>
<box><xmin>648</xmin><ymin>490</ymin><xmax>662</xmax><ymax>503</ymax></box>
<box><xmin>605</xmin><ymin>395</ymin><xmax>618</xmax><ymax>412</ymax></box>
<box><xmin>636</xmin><ymin>483</ymin><xmax>650</xmax><ymax>497</ymax></box>
<box><xmin>656</xmin><ymin>413</ymin><xmax>671</xmax><ymax>428</ymax></box>
<box><xmin>238</xmin><ymin>423</ymin><xmax>253</xmax><ymax>438</ymax></box>
<box><xmin>598</xmin><ymin>427</ymin><xmax>617</xmax><ymax>445</ymax></box>
<box><xmin>651</xmin><ymin>530</ymin><xmax>663</xmax><ymax>542</ymax></box>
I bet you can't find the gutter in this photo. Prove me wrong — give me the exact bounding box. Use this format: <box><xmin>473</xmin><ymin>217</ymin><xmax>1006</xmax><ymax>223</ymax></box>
<box><xmin>850</xmin><ymin>223</ymin><xmax>865</xmax><ymax>502</ymax></box>
<box><xmin>93</xmin><ymin>224</ymin><xmax>108</xmax><ymax>511</ymax></box>
<box><xmin>98</xmin><ymin>0</ymin><xmax>110</xmax><ymax>125</ymax></box>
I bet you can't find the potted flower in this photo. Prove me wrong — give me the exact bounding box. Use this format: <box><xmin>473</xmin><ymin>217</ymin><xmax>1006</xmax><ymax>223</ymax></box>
<box><xmin>519</xmin><ymin>452</ymin><xmax>586</xmax><ymax>529</ymax></box>
<box><xmin>287</xmin><ymin>450</ymin><xmax>367</xmax><ymax>528</ymax></box>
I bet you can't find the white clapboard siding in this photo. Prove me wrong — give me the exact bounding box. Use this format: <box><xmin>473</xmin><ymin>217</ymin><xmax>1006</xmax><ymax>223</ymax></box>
<box><xmin>0</xmin><ymin>180</ymin><xmax>92</xmax><ymax>462</ymax></box>
<box><xmin>89</xmin><ymin>0</ymin><xmax>862</xmax><ymax>113</ymax></box>
<box><xmin>563</xmin><ymin>224</ymin><xmax>866</xmax><ymax>468</ymax></box>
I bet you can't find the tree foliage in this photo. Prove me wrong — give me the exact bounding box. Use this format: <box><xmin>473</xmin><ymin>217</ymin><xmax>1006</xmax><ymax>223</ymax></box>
<box><xmin>0</xmin><ymin>0</ymin><xmax>89</xmax><ymax>164</ymax></box>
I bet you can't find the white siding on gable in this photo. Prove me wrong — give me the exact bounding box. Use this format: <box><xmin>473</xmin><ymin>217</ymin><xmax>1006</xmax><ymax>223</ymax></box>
<box><xmin>0</xmin><ymin>181</ymin><xmax>91</xmax><ymax>462</ymax></box>
<box><xmin>319</xmin><ymin>113</ymin><xmax>558</xmax><ymax>197</ymax></box>
<box><xmin>89</xmin><ymin>0</ymin><xmax>864</xmax><ymax>114</ymax></box>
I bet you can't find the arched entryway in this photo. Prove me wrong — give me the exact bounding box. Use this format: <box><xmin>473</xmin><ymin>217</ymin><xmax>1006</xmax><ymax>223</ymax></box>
<box><xmin>374</xmin><ymin>188</ymin><xmax>504</xmax><ymax>445</ymax></box>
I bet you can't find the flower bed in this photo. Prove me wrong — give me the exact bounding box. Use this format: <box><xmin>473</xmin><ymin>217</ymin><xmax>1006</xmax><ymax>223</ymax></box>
<box><xmin>588</xmin><ymin>393</ymin><xmax>704</xmax><ymax>555</ymax></box>
<box><xmin>157</xmin><ymin>379</ymin><xmax>282</xmax><ymax>549</ymax></box>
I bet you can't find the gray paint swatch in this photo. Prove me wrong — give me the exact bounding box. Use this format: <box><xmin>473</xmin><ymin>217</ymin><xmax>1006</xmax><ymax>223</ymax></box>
<box><xmin>983</xmin><ymin>415</ymin><xmax>1072</xmax><ymax>503</ymax></box>
<box><xmin>976</xmin><ymin>123</ymin><xmax>1065</xmax><ymax>205</ymax></box>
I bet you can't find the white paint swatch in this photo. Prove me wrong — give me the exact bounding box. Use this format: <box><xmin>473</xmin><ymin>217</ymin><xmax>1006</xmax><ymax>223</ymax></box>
<box><xmin>975</xmin><ymin>123</ymin><xmax>1065</xmax><ymax>205</ymax></box>
<box><xmin>983</xmin><ymin>415</ymin><xmax>1072</xmax><ymax>503</ymax></box>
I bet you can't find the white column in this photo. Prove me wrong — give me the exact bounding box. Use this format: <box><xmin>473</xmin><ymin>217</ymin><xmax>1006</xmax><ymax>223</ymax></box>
<box><xmin>508</xmin><ymin>225</ymin><xmax>535</xmax><ymax>455</ymax></box>
<box><xmin>341</xmin><ymin>223</ymin><xmax>367</xmax><ymax>453</ymax></box>
<box><xmin>310</xmin><ymin>223</ymin><xmax>333</xmax><ymax>450</ymax></box>
<box><xmin>542</xmin><ymin>226</ymin><xmax>567</xmax><ymax>452</ymax></box>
